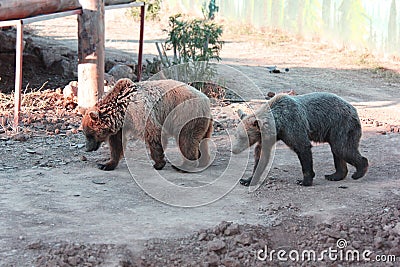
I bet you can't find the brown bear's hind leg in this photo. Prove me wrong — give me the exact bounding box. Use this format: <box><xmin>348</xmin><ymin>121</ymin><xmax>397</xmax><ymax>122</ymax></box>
<box><xmin>325</xmin><ymin>150</ymin><xmax>348</xmax><ymax>181</ymax></box>
<box><xmin>147</xmin><ymin>135</ymin><xmax>167</xmax><ymax>170</ymax></box>
<box><xmin>198</xmin><ymin>120</ymin><xmax>213</xmax><ymax>168</ymax></box>
<box><xmin>98</xmin><ymin>129</ymin><xmax>124</xmax><ymax>171</ymax></box>
<box><xmin>173</xmin><ymin>139</ymin><xmax>199</xmax><ymax>172</ymax></box>
<box><xmin>173</xmin><ymin>132</ymin><xmax>202</xmax><ymax>172</ymax></box>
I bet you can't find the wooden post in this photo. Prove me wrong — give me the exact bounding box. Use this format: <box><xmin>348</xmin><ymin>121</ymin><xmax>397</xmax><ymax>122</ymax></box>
<box><xmin>77</xmin><ymin>0</ymin><xmax>105</xmax><ymax>111</ymax></box>
<box><xmin>13</xmin><ymin>21</ymin><xmax>24</xmax><ymax>131</ymax></box>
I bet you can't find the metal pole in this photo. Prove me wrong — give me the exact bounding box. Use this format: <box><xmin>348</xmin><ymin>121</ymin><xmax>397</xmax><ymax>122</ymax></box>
<box><xmin>137</xmin><ymin>3</ymin><xmax>145</xmax><ymax>81</ymax></box>
<box><xmin>14</xmin><ymin>20</ymin><xmax>23</xmax><ymax>131</ymax></box>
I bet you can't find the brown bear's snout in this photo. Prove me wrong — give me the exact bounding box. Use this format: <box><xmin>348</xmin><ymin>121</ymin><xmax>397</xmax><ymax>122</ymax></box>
<box><xmin>85</xmin><ymin>138</ymin><xmax>102</xmax><ymax>152</ymax></box>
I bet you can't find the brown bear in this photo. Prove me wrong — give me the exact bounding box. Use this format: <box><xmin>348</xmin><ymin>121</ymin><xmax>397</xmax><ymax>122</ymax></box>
<box><xmin>81</xmin><ymin>78</ymin><xmax>213</xmax><ymax>171</ymax></box>
<box><xmin>232</xmin><ymin>92</ymin><xmax>369</xmax><ymax>187</ymax></box>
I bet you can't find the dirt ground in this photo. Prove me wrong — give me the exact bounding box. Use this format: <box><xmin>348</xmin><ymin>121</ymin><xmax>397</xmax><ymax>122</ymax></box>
<box><xmin>1</xmin><ymin>9</ymin><xmax>400</xmax><ymax>267</ymax></box>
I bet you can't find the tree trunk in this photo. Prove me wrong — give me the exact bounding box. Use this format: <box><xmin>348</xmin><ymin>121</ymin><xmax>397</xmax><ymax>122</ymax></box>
<box><xmin>77</xmin><ymin>0</ymin><xmax>105</xmax><ymax>111</ymax></box>
<box><xmin>0</xmin><ymin>0</ymin><xmax>134</xmax><ymax>21</ymax></box>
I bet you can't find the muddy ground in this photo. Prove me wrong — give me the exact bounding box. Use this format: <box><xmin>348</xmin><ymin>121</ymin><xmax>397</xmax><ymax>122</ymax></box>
<box><xmin>1</xmin><ymin>9</ymin><xmax>400</xmax><ymax>267</ymax></box>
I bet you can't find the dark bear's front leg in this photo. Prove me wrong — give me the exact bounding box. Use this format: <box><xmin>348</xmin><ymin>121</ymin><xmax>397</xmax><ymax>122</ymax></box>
<box><xmin>294</xmin><ymin>145</ymin><xmax>315</xmax><ymax>186</ymax></box>
<box><xmin>98</xmin><ymin>129</ymin><xmax>123</xmax><ymax>171</ymax></box>
<box><xmin>240</xmin><ymin>142</ymin><xmax>261</xmax><ymax>186</ymax></box>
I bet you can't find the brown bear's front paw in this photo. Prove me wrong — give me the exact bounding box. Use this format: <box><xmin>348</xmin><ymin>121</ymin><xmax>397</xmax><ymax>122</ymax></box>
<box><xmin>172</xmin><ymin>165</ymin><xmax>188</xmax><ymax>173</ymax></box>
<box><xmin>97</xmin><ymin>162</ymin><xmax>117</xmax><ymax>171</ymax></box>
<box><xmin>153</xmin><ymin>160</ymin><xmax>166</xmax><ymax>170</ymax></box>
<box><xmin>239</xmin><ymin>177</ymin><xmax>252</xmax><ymax>186</ymax></box>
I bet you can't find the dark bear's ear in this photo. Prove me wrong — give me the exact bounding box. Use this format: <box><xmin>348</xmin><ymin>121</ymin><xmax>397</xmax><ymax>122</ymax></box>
<box><xmin>89</xmin><ymin>111</ymin><xmax>100</xmax><ymax>121</ymax></box>
<box><xmin>253</xmin><ymin>120</ymin><xmax>260</xmax><ymax>128</ymax></box>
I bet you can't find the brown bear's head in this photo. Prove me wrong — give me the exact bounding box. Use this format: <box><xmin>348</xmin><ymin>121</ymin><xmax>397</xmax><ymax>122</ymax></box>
<box><xmin>81</xmin><ymin>106</ymin><xmax>116</xmax><ymax>152</ymax></box>
<box><xmin>232</xmin><ymin>111</ymin><xmax>261</xmax><ymax>154</ymax></box>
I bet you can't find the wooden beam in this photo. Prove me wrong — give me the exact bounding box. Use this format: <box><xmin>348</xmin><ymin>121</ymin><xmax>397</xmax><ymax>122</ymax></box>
<box><xmin>77</xmin><ymin>0</ymin><xmax>105</xmax><ymax>111</ymax></box>
<box><xmin>0</xmin><ymin>0</ymin><xmax>134</xmax><ymax>21</ymax></box>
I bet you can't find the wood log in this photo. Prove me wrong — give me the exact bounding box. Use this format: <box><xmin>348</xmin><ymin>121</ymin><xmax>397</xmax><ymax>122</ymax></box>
<box><xmin>77</xmin><ymin>0</ymin><xmax>105</xmax><ymax>110</ymax></box>
<box><xmin>0</xmin><ymin>0</ymin><xmax>135</xmax><ymax>21</ymax></box>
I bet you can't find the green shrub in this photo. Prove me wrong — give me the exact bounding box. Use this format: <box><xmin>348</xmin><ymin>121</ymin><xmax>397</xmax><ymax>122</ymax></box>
<box><xmin>127</xmin><ymin>0</ymin><xmax>162</xmax><ymax>21</ymax></box>
<box><xmin>163</xmin><ymin>14</ymin><xmax>224</xmax><ymax>64</ymax></box>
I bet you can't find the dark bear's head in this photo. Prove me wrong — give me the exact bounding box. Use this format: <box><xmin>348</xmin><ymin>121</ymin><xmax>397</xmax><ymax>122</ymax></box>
<box><xmin>81</xmin><ymin>106</ymin><xmax>116</xmax><ymax>152</ymax></box>
<box><xmin>232</xmin><ymin>110</ymin><xmax>261</xmax><ymax>154</ymax></box>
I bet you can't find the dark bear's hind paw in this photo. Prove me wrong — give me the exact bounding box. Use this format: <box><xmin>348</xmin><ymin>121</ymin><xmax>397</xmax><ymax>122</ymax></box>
<box><xmin>325</xmin><ymin>172</ymin><xmax>346</xmax><ymax>181</ymax></box>
<box><xmin>351</xmin><ymin>169</ymin><xmax>367</xmax><ymax>180</ymax></box>
<box><xmin>352</xmin><ymin>157</ymin><xmax>369</xmax><ymax>180</ymax></box>
<box><xmin>239</xmin><ymin>177</ymin><xmax>252</xmax><ymax>187</ymax></box>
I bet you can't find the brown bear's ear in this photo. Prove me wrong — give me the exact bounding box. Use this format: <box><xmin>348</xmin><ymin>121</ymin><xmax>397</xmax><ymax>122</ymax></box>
<box><xmin>89</xmin><ymin>111</ymin><xmax>100</xmax><ymax>121</ymax></box>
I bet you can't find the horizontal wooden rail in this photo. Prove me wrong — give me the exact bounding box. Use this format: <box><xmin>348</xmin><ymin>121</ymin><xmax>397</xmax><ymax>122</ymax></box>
<box><xmin>0</xmin><ymin>2</ymin><xmax>145</xmax><ymax>131</ymax></box>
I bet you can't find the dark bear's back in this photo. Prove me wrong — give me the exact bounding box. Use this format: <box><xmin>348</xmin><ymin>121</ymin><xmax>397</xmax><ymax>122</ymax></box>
<box><xmin>294</xmin><ymin>92</ymin><xmax>361</xmax><ymax>143</ymax></box>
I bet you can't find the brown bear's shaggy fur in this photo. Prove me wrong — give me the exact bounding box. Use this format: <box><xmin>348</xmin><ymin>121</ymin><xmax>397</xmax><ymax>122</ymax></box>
<box><xmin>81</xmin><ymin>78</ymin><xmax>213</xmax><ymax>171</ymax></box>
<box><xmin>232</xmin><ymin>92</ymin><xmax>369</xmax><ymax>187</ymax></box>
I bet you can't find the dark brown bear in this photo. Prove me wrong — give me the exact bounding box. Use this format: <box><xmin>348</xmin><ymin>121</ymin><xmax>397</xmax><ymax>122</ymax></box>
<box><xmin>232</xmin><ymin>92</ymin><xmax>369</xmax><ymax>187</ymax></box>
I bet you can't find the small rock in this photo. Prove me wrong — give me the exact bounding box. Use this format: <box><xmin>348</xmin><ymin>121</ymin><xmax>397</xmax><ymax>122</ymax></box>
<box><xmin>207</xmin><ymin>240</ymin><xmax>226</xmax><ymax>252</ymax></box>
<box><xmin>108</xmin><ymin>64</ymin><xmax>136</xmax><ymax>81</ymax></box>
<box><xmin>352</xmin><ymin>241</ymin><xmax>361</xmax><ymax>249</ymax></box>
<box><xmin>392</xmin><ymin>222</ymin><xmax>400</xmax><ymax>235</ymax></box>
<box><xmin>235</xmin><ymin>233</ymin><xmax>252</xmax><ymax>245</ymax></box>
<box><xmin>27</xmin><ymin>241</ymin><xmax>44</xmax><ymax>250</ymax></box>
<box><xmin>224</xmin><ymin>223</ymin><xmax>240</xmax><ymax>236</ymax></box>
<box><xmin>25</xmin><ymin>149</ymin><xmax>36</xmax><ymax>154</ymax></box>
<box><xmin>204</xmin><ymin>253</ymin><xmax>220</xmax><ymax>266</ymax></box>
<box><xmin>88</xmin><ymin>255</ymin><xmax>96</xmax><ymax>263</ymax></box>
<box><xmin>67</xmin><ymin>256</ymin><xmax>78</xmax><ymax>266</ymax></box>
<box><xmin>92</xmin><ymin>180</ymin><xmax>106</xmax><ymax>185</ymax></box>
<box><xmin>323</xmin><ymin>229</ymin><xmax>341</xmax><ymax>239</ymax></box>
<box><xmin>12</xmin><ymin>133</ymin><xmax>29</xmax><ymax>142</ymax></box>
<box><xmin>267</xmin><ymin>92</ymin><xmax>276</xmax><ymax>98</ymax></box>
<box><xmin>326</xmin><ymin>237</ymin><xmax>336</xmax><ymax>244</ymax></box>
<box><xmin>373</xmin><ymin>237</ymin><xmax>384</xmax><ymax>249</ymax></box>
<box><xmin>77</xmin><ymin>144</ymin><xmax>85</xmax><ymax>149</ymax></box>
<box><xmin>214</xmin><ymin>221</ymin><xmax>231</xmax><ymax>235</ymax></box>
<box><xmin>349</xmin><ymin>228</ymin><xmax>358</xmax><ymax>235</ymax></box>
<box><xmin>198</xmin><ymin>232</ymin><xmax>207</xmax><ymax>241</ymax></box>
<box><xmin>389</xmin><ymin>246</ymin><xmax>400</xmax><ymax>256</ymax></box>
<box><xmin>80</xmin><ymin>155</ymin><xmax>87</xmax><ymax>161</ymax></box>
<box><xmin>221</xmin><ymin>258</ymin><xmax>240</xmax><ymax>267</ymax></box>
